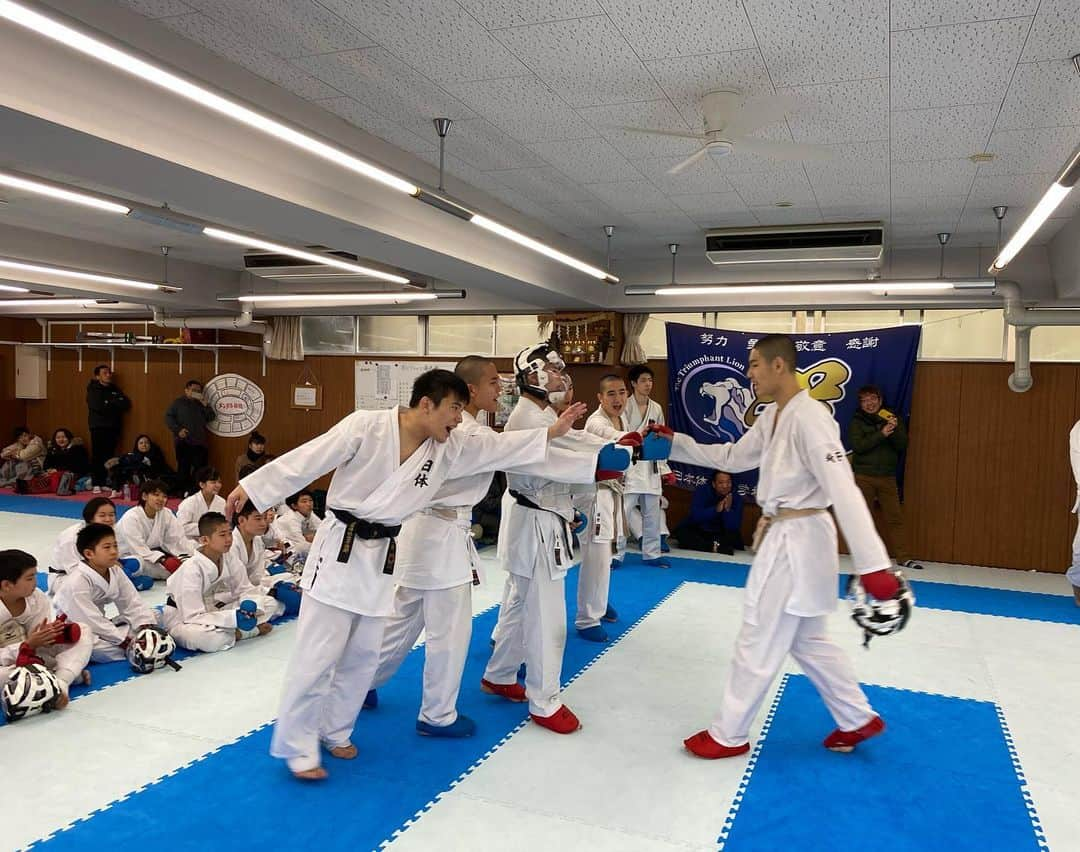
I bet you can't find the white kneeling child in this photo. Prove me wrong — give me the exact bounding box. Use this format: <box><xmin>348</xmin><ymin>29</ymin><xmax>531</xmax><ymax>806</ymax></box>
<box><xmin>161</xmin><ymin>512</ymin><xmax>278</xmax><ymax>653</ymax></box>
<box><xmin>272</xmin><ymin>489</ymin><xmax>323</xmax><ymax>560</ymax></box>
<box><xmin>230</xmin><ymin>502</ymin><xmax>292</xmax><ymax>618</ymax></box>
<box><xmin>175</xmin><ymin>466</ymin><xmax>226</xmax><ymax>540</ymax></box>
<box><xmin>115</xmin><ymin>479</ymin><xmax>195</xmax><ymax>580</ymax></box>
<box><xmin>48</xmin><ymin>497</ymin><xmax>149</xmax><ymax>596</ymax></box>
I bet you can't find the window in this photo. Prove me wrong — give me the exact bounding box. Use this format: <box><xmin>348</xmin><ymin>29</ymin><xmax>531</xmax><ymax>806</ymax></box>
<box><xmin>427</xmin><ymin>315</ymin><xmax>494</xmax><ymax>356</ymax></box>
<box><xmin>495</xmin><ymin>315</ymin><xmax>546</xmax><ymax>356</ymax></box>
<box><xmin>713</xmin><ymin>311</ymin><xmax>796</xmax><ymax>333</ymax></box>
<box><xmin>300</xmin><ymin>316</ymin><xmax>356</xmax><ymax>354</ymax></box>
<box><xmin>356</xmin><ymin>315</ymin><xmax>421</xmax><ymax>354</ymax></box>
<box><xmin>821</xmin><ymin>310</ymin><xmax>903</xmax><ymax>332</ymax></box>
<box><xmin>641</xmin><ymin>313</ymin><xmax>707</xmax><ymax>357</ymax></box>
<box><xmin>1030</xmin><ymin>325</ymin><xmax>1080</xmax><ymax>362</ymax></box>
<box><xmin>919</xmin><ymin>309</ymin><xmax>1005</xmax><ymax>360</ymax></box>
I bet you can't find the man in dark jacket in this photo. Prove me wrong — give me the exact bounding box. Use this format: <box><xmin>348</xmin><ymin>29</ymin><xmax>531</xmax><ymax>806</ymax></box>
<box><xmin>673</xmin><ymin>470</ymin><xmax>744</xmax><ymax>554</ymax></box>
<box><xmin>86</xmin><ymin>364</ymin><xmax>130</xmax><ymax>491</ymax></box>
<box><xmin>848</xmin><ymin>384</ymin><xmax>921</xmax><ymax>569</ymax></box>
<box><xmin>165</xmin><ymin>379</ymin><xmax>215</xmax><ymax>494</ymax></box>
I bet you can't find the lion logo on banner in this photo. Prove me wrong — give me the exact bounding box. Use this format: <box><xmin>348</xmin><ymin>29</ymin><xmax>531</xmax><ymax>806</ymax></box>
<box><xmin>744</xmin><ymin>358</ymin><xmax>852</xmax><ymax>426</ymax></box>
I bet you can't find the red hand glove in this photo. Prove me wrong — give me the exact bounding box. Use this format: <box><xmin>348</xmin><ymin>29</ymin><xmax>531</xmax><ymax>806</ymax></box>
<box><xmin>648</xmin><ymin>424</ymin><xmax>674</xmax><ymax>439</ymax></box>
<box><xmin>861</xmin><ymin>570</ymin><xmax>900</xmax><ymax>600</ymax></box>
<box><xmin>162</xmin><ymin>556</ymin><xmax>182</xmax><ymax>575</ymax></box>
<box><xmin>16</xmin><ymin>642</ymin><xmax>44</xmax><ymax>667</ymax></box>
<box><xmin>595</xmin><ymin>469</ymin><xmax>623</xmax><ymax>482</ymax></box>
<box><xmin>617</xmin><ymin>432</ymin><xmax>643</xmax><ymax>448</ymax></box>
<box><xmin>661</xmin><ymin>472</ymin><xmax>677</xmax><ymax>487</ymax></box>
<box><xmin>54</xmin><ymin>614</ymin><xmax>82</xmax><ymax>646</ymax></box>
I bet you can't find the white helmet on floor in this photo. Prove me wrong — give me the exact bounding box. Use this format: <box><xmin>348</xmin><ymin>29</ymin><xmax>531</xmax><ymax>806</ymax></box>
<box><xmin>126</xmin><ymin>625</ymin><xmax>180</xmax><ymax>674</ymax></box>
<box><xmin>514</xmin><ymin>343</ymin><xmax>568</xmax><ymax>405</ymax></box>
<box><xmin>846</xmin><ymin>570</ymin><xmax>915</xmax><ymax>648</ymax></box>
<box><xmin>1</xmin><ymin>663</ymin><xmax>63</xmax><ymax>721</ymax></box>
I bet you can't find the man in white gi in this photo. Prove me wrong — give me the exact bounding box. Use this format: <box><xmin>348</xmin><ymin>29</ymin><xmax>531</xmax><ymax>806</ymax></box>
<box><xmin>483</xmin><ymin>345</ymin><xmax>663</xmax><ymax>734</ymax></box>
<box><xmin>624</xmin><ymin>364</ymin><xmax>676</xmax><ymax>566</ymax></box>
<box><xmin>666</xmin><ymin>334</ymin><xmax>903</xmax><ymax>758</ymax></box>
<box><xmin>368</xmin><ymin>356</ymin><xmax>629</xmax><ymax>738</ymax></box>
<box><xmin>227</xmin><ymin>369</ymin><xmax>588</xmax><ymax>779</ymax></box>
<box><xmin>1067</xmin><ymin>418</ymin><xmax>1080</xmax><ymax>605</ymax></box>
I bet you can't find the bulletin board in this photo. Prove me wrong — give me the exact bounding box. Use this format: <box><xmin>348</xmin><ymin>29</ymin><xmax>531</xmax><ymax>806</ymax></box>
<box><xmin>354</xmin><ymin>359</ymin><xmax>457</xmax><ymax>410</ymax></box>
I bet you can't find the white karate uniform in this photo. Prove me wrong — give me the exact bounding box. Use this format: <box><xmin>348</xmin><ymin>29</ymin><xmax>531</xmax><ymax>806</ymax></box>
<box><xmin>114</xmin><ymin>506</ymin><xmax>195</xmax><ymax>580</ymax></box>
<box><xmin>161</xmin><ymin>550</ymin><xmax>277</xmax><ymax>653</ymax></box>
<box><xmin>0</xmin><ymin>590</ymin><xmax>92</xmax><ymax>692</ymax></box>
<box><xmin>1067</xmin><ymin>420</ymin><xmax>1080</xmax><ymax>586</ymax></box>
<box><xmin>228</xmin><ymin>533</ymin><xmax>287</xmax><ymax>618</ymax></box>
<box><xmin>626</xmin><ymin>496</ymin><xmax>670</xmax><ymax>541</ymax></box>
<box><xmin>240</xmin><ymin>405</ymin><xmax>550</xmax><ymax>772</ymax></box>
<box><xmin>669</xmin><ymin>389</ymin><xmax>891</xmax><ymax>746</ymax></box>
<box><xmin>175</xmin><ymin>492</ymin><xmax>226</xmax><ymax>540</ymax></box>
<box><xmin>47</xmin><ymin>521</ymin><xmax>83</xmax><ymax>597</ymax></box>
<box><xmin>272</xmin><ymin>508</ymin><xmax>323</xmax><ymax>557</ymax></box>
<box><xmin>484</xmin><ymin>398</ymin><xmax>617</xmax><ymax>718</ymax></box>
<box><xmin>622</xmin><ymin>395</ymin><xmax>671</xmax><ymax>560</ymax></box>
<box><xmin>54</xmin><ymin>562</ymin><xmax>158</xmax><ymax>662</ymax></box>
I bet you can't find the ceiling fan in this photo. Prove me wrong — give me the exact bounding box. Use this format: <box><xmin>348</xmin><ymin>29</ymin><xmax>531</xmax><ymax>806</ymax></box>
<box><xmin>618</xmin><ymin>90</ymin><xmax>831</xmax><ymax>174</ymax></box>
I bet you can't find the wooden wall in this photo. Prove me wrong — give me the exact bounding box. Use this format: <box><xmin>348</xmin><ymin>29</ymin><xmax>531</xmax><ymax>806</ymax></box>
<box><xmin>2</xmin><ymin>318</ymin><xmax>1078</xmax><ymax>573</ymax></box>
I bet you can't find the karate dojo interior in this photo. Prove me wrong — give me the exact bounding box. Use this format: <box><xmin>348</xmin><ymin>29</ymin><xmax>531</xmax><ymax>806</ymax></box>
<box><xmin>1</xmin><ymin>0</ymin><xmax>1080</xmax><ymax>849</ymax></box>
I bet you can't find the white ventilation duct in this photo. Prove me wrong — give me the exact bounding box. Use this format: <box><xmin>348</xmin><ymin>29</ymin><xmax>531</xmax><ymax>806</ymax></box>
<box><xmin>151</xmin><ymin>306</ymin><xmax>271</xmax><ymax>354</ymax></box>
<box><xmin>994</xmin><ymin>280</ymin><xmax>1080</xmax><ymax>392</ymax></box>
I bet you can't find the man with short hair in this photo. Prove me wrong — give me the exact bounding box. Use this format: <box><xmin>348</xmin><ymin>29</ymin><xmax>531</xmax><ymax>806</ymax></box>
<box><xmin>86</xmin><ymin>365</ymin><xmax>130</xmax><ymax>492</ymax></box>
<box><xmin>673</xmin><ymin>470</ymin><xmax>745</xmax><ymax>555</ymax></box>
<box><xmin>624</xmin><ymin>363</ymin><xmax>675</xmax><ymax>567</ymax></box>
<box><xmin>165</xmin><ymin>379</ymin><xmax>214</xmax><ymax>495</ymax></box>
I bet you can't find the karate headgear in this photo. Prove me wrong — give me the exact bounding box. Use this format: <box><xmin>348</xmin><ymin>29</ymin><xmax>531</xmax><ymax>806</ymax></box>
<box><xmin>846</xmin><ymin>570</ymin><xmax>915</xmax><ymax>648</ymax></box>
<box><xmin>2</xmin><ymin>663</ymin><xmax>63</xmax><ymax>721</ymax></box>
<box><xmin>514</xmin><ymin>343</ymin><xmax>568</xmax><ymax>405</ymax></box>
<box><xmin>126</xmin><ymin>625</ymin><xmax>180</xmax><ymax>674</ymax></box>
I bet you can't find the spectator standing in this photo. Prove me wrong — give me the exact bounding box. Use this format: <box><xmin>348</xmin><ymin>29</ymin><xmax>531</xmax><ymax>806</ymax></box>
<box><xmin>86</xmin><ymin>365</ymin><xmax>130</xmax><ymax>492</ymax></box>
<box><xmin>165</xmin><ymin>379</ymin><xmax>214</xmax><ymax>495</ymax></box>
<box><xmin>673</xmin><ymin>471</ymin><xmax>745</xmax><ymax>554</ymax></box>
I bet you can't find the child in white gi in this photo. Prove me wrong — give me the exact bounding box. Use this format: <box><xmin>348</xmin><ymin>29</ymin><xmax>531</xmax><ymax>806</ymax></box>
<box><xmin>667</xmin><ymin>334</ymin><xmax>902</xmax><ymax>758</ymax></box>
<box><xmin>54</xmin><ymin>524</ymin><xmax>159</xmax><ymax>663</ymax></box>
<box><xmin>48</xmin><ymin>497</ymin><xmax>147</xmax><ymax>595</ymax></box>
<box><xmin>623</xmin><ymin>364</ymin><xmax>675</xmax><ymax>566</ymax></box>
<box><xmin>115</xmin><ymin>479</ymin><xmax>195</xmax><ymax>580</ymax></box>
<box><xmin>175</xmin><ymin>467</ymin><xmax>225</xmax><ymax>540</ymax></box>
<box><xmin>272</xmin><ymin>490</ymin><xmax>323</xmax><ymax>559</ymax></box>
<box><xmin>1</xmin><ymin>549</ymin><xmax>92</xmax><ymax>708</ymax></box>
<box><xmin>1067</xmin><ymin>418</ymin><xmax>1080</xmax><ymax>604</ymax></box>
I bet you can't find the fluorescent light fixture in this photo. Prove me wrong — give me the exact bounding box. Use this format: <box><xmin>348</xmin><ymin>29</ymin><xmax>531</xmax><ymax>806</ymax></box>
<box><xmin>991</xmin><ymin>144</ymin><xmax>1080</xmax><ymax>272</ymax></box>
<box><xmin>203</xmin><ymin>228</ymin><xmax>411</xmax><ymax>285</ymax></box>
<box><xmin>472</xmin><ymin>215</ymin><xmax>617</xmax><ymax>282</ymax></box>
<box><xmin>0</xmin><ymin>258</ymin><xmax>165</xmax><ymax>291</ymax></box>
<box><xmin>0</xmin><ymin>170</ymin><xmax>130</xmax><ymax>214</ymax></box>
<box><xmin>0</xmin><ymin>298</ymin><xmax>105</xmax><ymax>306</ymax></box>
<box><xmin>0</xmin><ymin>0</ymin><xmax>418</xmax><ymax>196</ymax></box>
<box><xmin>0</xmin><ymin>283</ymin><xmax>30</xmax><ymax>293</ymax></box>
<box><xmin>627</xmin><ymin>280</ymin><xmax>995</xmax><ymax>297</ymax></box>
<box><xmin>235</xmin><ymin>292</ymin><xmax>438</xmax><ymax>304</ymax></box>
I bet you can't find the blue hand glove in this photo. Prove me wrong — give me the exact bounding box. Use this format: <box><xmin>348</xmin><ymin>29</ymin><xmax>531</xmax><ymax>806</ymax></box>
<box><xmin>269</xmin><ymin>582</ymin><xmax>302</xmax><ymax>616</ymax></box>
<box><xmin>572</xmin><ymin>511</ymin><xmax>588</xmax><ymax>536</ymax></box>
<box><xmin>597</xmin><ymin>442</ymin><xmax>631</xmax><ymax>473</ymax></box>
<box><xmin>267</xmin><ymin>563</ymin><xmax>289</xmax><ymax>576</ymax></box>
<box><xmin>120</xmin><ymin>558</ymin><xmax>141</xmax><ymax>579</ymax></box>
<box><xmin>236</xmin><ymin>599</ymin><xmax>258</xmax><ymax>632</ymax></box>
<box><xmin>639</xmin><ymin>431</ymin><xmax>672</xmax><ymax>462</ymax></box>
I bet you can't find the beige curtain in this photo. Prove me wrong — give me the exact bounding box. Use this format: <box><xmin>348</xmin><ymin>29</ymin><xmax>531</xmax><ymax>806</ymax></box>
<box><xmin>267</xmin><ymin>316</ymin><xmax>304</xmax><ymax>361</ymax></box>
<box><xmin>621</xmin><ymin>313</ymin><xmax>649</xmax><ymax>364</ymax></box>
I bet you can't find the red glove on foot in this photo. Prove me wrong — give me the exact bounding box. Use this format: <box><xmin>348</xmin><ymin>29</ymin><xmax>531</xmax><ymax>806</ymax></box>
<box><xmin>648</xmin><ymin>424</ymin><xmax>674</xmax><ymax>439</ymax></box>
<box><xmin>617</xmin><ymin>432</ymin><xmax>643</xmax><ymax>449</ymax></box>
<box><xmin>661</xmin><ymin>472</ymin><xmax>677</xmax><ymax>487</ymax></box>
<box><xmin>16</xmin><ymin>642</ymin><xmax>44</xmax><ymax>667</ymax></box>
<box><xmin>54</xmin><ymin>614</ymin><xmax>82</xmax><ymax>645</ymax></box>
<box><xmin>162</xmin><ymin>556</ymin><xmax>182</xmax><ymax>575</ymax></box>
<box><xmin>861</xmin><ymin>570</ymin><xmax>900</xmax><ymax>600</ymax></box>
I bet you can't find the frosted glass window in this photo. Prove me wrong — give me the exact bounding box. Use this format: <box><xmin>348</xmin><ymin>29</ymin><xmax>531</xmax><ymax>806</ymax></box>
<box><xmin>1030</xmin><ymin>325</ymin><xmax>1080</xmax><ymax>362</ymax></box>
<box><xmin>641</xmin><ymin>313</ymin><xmax>708</xmax><ymax>357</ymax></box>
<box><xmin>495</xmin><ymin>315</ymin><xmax>546</xmax><ymax>355</ymax></box>
<box><xmin>920</xmin><ymin>309</ymin><xmax>1005</xmax><ymax>360</ymax></box>
<box><xmin>713</xmin><ymin>311</ymin><xmax>796</xmax><ymax>333</ymax></box>
<box><xmin>427</xmin><ymin>315</ymin><xmax>494</xmax><ymax>356</ymax></box>
<box><xmin>356</xmin><ymin>315</ymin><xmax>420</xmax><ymax>354</ymax></box>
<box><xmin>822</xmin><ymin>310</ymin><xmax>903</xmax><ymax>332</ymax></box>
<box><xmin>300</xmin><ymin>316</ymin><xmax>356</xmax><ymax>354</ymax></box>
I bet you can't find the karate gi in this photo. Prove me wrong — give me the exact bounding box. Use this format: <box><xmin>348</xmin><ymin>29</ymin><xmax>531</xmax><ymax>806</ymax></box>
<box><xmin>47</xmin><ymin>521</ymin><xmax>83</xmax><ymax>598</ymax></box>
<box><xmin>623</xmin><ymin>395</ymin><xmax>671</xmax><ymax>560</ymax></box>
<box><xmin>175</xmin><ymin>492</ymin><xmax>226</xmax><ymax>540</ymax></box>
<box><xmin>669</xmin><ymin>390</ymin><xmax>891</xmax><ymax>746</ymax></box>
<box><xmin>0</xmin><ymin>589</ymin><xmax>92</xmax><ymax>693</ymax></box>
<box><xmin>483</xmin><ymin>398</ymin><xmax>614</xmax><ymax>718</ymax></box>
<box><xmin>373</xmin><ymin>410</ymin><xmax>596</xmax><ymax>729</ymax></box>
<box><xmin>1067</xmin><ymin>420</ymin><xmax>1080</xmax><ymax>586</ymax></box>
<box><xmin>161</xmin><ymin>550</ymin><xmax>277</xmax><ymax>652</ymax></box>
<box><xmin>272</xmin><ymin>507</ymin><xmax>323</xmax><ymax>557</ymax></box>
<box><xmin>240</xmin><ymin>405</ymin><xmax>550</xmax><ymax>772</ymax></box>
<box><xmin>229</xmin><ymin>532</ymin><xmax>287</xmax><ymax>618</ymax></box>
<box><xmin>54</xmin><ymin>562</ymin><xmax>158</xmax><ymax>662</ymax></box>
<box><xmin>115</xmin><ymin>506</ymin><xmax>195</xmax><ymax>580</ymax></box>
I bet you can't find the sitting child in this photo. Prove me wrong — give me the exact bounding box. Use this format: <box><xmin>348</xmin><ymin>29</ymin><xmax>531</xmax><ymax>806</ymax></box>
<box><xmin>161</xmin><ymin>512</ymin><xmax>277</xmax><ymax>653</ymax></box>
<box><xmin>230</xmin><ymin>502</ymin><xmax>291</xmax><ymax>616</ymax></box>
<box><xmin>49</xmin><ymin>497</ymin><xmax>149</xmax><ymax>596</ymax></box>
<box><xmin>1</xmin><ymin>549</ymin><xmax>92</xmax><ymax>718</ymax></box>
<box><xmin>54</xmin><ymin>524</ymin><xmax>160</xmax><ymax>664</ymax></box>
<box><xmin>114</xmin><ymin>479</ymin><xmax>195</xmax><ymax>580</ymax></box>
<box><xmin>175</xmin><ymin>467</ymin><xmax>225</xmax><ymax>540</ymax></box>
<box><xmin>272</xmin><ymin>489</ymin><xmax>324</xmax><ymax>559</ymax></box>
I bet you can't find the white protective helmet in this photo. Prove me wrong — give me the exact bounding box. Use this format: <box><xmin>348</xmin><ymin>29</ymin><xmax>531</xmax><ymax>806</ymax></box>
<box><xmin>2</xmin><ymin>663</ymin><xmax>63</xmax><ymax>721</ymax></box>
<box><xmin>126</xmin><ymin>625</ymin><xmax>181</xmax><ymax>674</ymax></box>
<box><xmin>846</xmin><ymin>570</ymin><xmax>915</xmax><ymax>648</ymax></box>
<box><xmin>514</xmin><ymin>343</ymin><xmax>568</xmax><ymax>406</ymax></box>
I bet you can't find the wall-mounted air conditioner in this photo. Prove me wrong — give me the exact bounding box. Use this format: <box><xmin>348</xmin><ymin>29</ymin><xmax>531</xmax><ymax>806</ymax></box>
<box><xmin>705</xmin><ymin>222</ymin><xmax>885</xmax><ymax>266</ymax></box>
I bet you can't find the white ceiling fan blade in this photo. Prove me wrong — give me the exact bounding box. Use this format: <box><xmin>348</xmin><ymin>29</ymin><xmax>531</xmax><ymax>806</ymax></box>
<box><xmin>721</xmin><ymin>93</ymin><xmax>799</xmax><ymax>137</ymax></box>
<box><xmin>730</xmin><ymin>137</ymin><xmax>833</xmax><ymax>162</ymax></box>
<box><xmin>615</xmin><ymin>125</ymin><xmax>706</xmax><ymax>141</ymax></box>
<box><xmin>668</xmin><ymin>146</ymin><xmax>711</xmax><ymax>174</ymax></box>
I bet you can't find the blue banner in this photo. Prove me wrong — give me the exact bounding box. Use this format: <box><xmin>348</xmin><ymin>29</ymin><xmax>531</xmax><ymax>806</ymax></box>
<box><xmin>665</xmin><ymin>322</ymin><xmax>921</xmax><ymax>497</ymax></box>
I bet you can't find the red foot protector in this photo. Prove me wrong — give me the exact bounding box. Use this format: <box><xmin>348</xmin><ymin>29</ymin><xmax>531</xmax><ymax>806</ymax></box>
<box><xmin>823</xmin><ymin>714</ymin><xmax>885</xmax><ymax>752</ymax></box>
<box><xmin>480</xmin><ymin>678</ymin><xmax>527</xmax><ymax>703</ymax></box>
<box><xmin>683</xmin><ymin>729</ymin><xmax>750</xmax><ymax>759</ymax></box>
<box><xmin>530</xmin><ymin>704</ymin><xmax>581</xmax><ymax>734</ymax></box>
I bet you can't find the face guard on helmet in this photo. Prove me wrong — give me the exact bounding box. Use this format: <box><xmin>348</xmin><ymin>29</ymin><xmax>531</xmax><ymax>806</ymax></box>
<box><xmin>514</xmin><ymin>343</ymin><xmax>569</xmax><ymax>406</ymax></box>
<box><xmin>127</xmin><ymin>625</ymin><xmax>182</xmax><ymax>673</ymax></box>
<box><xmin>846</xmin><ymin>570</ymin><xmax>915</xmax><ymax>648</ymax></box>
<box><xmin>2</xmin><ymin>663</ymin><xmax>63</xmax><ymax>721</ymax></box>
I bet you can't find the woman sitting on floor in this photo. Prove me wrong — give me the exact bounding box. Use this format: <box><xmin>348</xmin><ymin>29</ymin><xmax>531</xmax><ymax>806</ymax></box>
<box><xmin>109</xmin><ymin>434</ymin><xmax>177</xmax><ymax>497</ymax></box>
<box><xmin>42</xmin><ymin>428</ymin><xmax>92</xmax><ymax>495</ymax></box>
<box><xmin>1</xmin><ymin>426</ymin><xmax>47</xmax><ymax>490</ymax></box>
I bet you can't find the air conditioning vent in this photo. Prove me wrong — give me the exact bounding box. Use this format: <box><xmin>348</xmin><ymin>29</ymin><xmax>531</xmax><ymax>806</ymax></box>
<box><xmin>705</xmin><ymin>222</ymin><xmax>884</xmax><ymax>266</ymax></box>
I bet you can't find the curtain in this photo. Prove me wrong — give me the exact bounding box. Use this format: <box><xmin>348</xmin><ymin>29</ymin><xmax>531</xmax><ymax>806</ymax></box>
<box><xmin>267</xmin><ymin>316</ymin><xmax>304</xmax><ymax>361</ymax></box>
<box><xmin>621</xmin><ymin>313</ymin><xmax>649</xmax><ymax>365</ymax></box>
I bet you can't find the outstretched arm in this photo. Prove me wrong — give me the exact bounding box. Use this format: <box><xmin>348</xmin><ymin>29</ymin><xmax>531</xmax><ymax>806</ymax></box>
<box><xmin>668</xmin><ymin>421</ymin><xmax>766</xmax><ymax>474</ymax></box>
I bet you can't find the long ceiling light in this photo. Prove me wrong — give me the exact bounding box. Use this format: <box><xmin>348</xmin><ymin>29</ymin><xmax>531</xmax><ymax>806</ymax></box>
<box><xmin>990</xmin><ymin>144</ymin><xmax>1080</xmax><ymax>272</ymax></box>
<box><xmin>0</xmin><ymin>298</ymin><xmax>111</xmax><ymax>306</ymax></box>
<box><xmin>0</xmin><ymin>258</ymin><xmax>167</xmax><ymax>291</ymax></box>
<box><xmin>0</xmin><ymin>283</ymin><xmax>30</xmax><ymax>293</ymax></box>
<box><xmin>235</xmin><ymin>292</ymin><xmax>439</xmax><ymax>304</ymax></box>
<box><xmin>202</xmin><ymin>228</ymin><xmax>411</xmax><ymax>284</ymax></box>
<box><xmin>0</xmin><ymin>170</ymin><xmax>130</xmax><ymax>214</ymax></box>
<box><xmin>0</xmin><ymin>2</ymin><xmax>615</xmax><ymax>285</ymax></box>
<box><xmin>626</xmin><ymin>280</ymin><xmax>995</xmax><ymax>297</ymax></box>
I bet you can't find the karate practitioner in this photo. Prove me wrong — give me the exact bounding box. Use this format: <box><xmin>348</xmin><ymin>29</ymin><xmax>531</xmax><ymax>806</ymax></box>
<box><xmin>272</xmin><ymin>490</ymin><xmax>323</xmax><ymax>559</ymax></box>
<box><xmin>229</xmin><ymin>502</ymin><xmax>287</xmax><ymax>619</ymax></box>
<box><xmin>114</xmin><ymin>479</ymin><xmax>195</xmax><ymax>580</ymax></box>
<box><xmin>175</xmin><ymin>467</ymin><xmax>225</xmax><ymax>540</ymax></box>
<box><xmin>624</xmin><ymin>364</ymin><xmax>675</xmax><ymax>567</ymax></box>
<box><xmin>666</xmin><ymin>334</ymin><xmax>903</xmax><ymax>758</ymax></box>
<box><xmin>48</xmin><ymin>497</ymin><xmax>147</xmax><ymax>595</ymax></box>
<box><xmin>226</xmin><ymin>369</ymin><xmax>589</xmax><ymax>779</ymax></box>
<box><xmin>1067</xmin><ymin>418</ymin><xmax>1080</xmax><ymax>605</ymax></box>
<box><xmin>369</xmin><ymin>356</ymin><xmax>627</xmax><ymax>738</ymax></box>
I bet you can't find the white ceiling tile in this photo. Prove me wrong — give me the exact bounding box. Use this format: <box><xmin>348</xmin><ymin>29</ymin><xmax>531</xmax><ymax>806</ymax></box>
<box><xmin>725</xmin><ymin>169</ymin><xmax>818</xmax><ymax>206</ymax></box>
<box><xmin>117</xmin><ymin>0</ymin><xmax>195</xmax><ymax>18</ymax></box>
<box><xmin>751</xmin><ymin>204</ymin><xmax>824</xmax><ymax>225</ymax></box>
<box><xmin>891</xmin><ymin>195</ymin><xmax>967</xmax><ymax>223</ymax></box>
<box><xmin>436</xmin><ymin>118</ymin><xmax>548</xmax><ymax>171</ymax></box>
<box><xmin>1021</xmin><ymin>0</ymin><xmax>1080</xmax><ymax>61</ymax></box>
<box><xmin>742</xmin><ymin>0</ymin><xmax>888</xmax><ymax>86</ymax></box>
<box><xmin>804</xmin><ymin>141</ymin><xmax>889</xmax><ymax>187</ymax></box>
<box><xmin>160</xmin><ymin>14</ymin><xmax>344</xmax><ymax>100</ymax></box>
<box><xmin>481</xmin><ymin>184</ymin><xmax>566</xmax><ymax>228</ymax></box>
<box><xmin>631</xmin><ymin>156</ymin><xmax>738</xmax><ymax>195</ymax></box>
<box><xmin>780</xmin><ymin>78</ymin><xmax>889</xmax><ymax>144</ymax></box>
<box><xmin>597</xmin><ymin>0</ymin><xmax>757</xmax><ymax>60</ymax></box>
<box><xmin>315</xmin><ymin>97</ymin><xmax>437</xmax><ymax>154</ymax></box>
<box><xmin>488</xmin><ymin>166</ymin><xmax>598</xmax><ymax>204</ymax></box>
<box><xmin>891</xmin><ymin>0</ymin><xmax>1037</xmax><ymax>30</ymax></box>
<box><xmin>494</xmin><ymin>16</ymin><xmax>665</xmax><ymax>106</ymax></box>
<box><xmin>819</xmin><ymin>202</ymin><xmax>891</xmax><ymax>221</ymax></box>
<box><xmin>584</xmin><ymin>180</ymin><xmax>678</xmax><ymax>213</ymax></box>
<box><xmin>891</xmin><ymin>18</ymin><xmax>1029</xmax><ymax>111</ymax></box>
<box><xmin>186</xmin><ymin>0</ymin><xmax>374</xmax><ymax>58</ymax></box>
<box><xmin>543</xmin><ymin>199</ymin><xmax>630</xmax><ymax>229</ymax></box>
<box><xmin>711</xmin><ymin>140</ymin><xmax>807</xmax><ymax>175</ymax></box>
<box><xmin>528</xmin><ymin>137</ymin><xmax>644</xmax><ymax>183</ymax></box>
<box><xmin>318</xmin><ymin>0</ymin><xmax>526</xmax><ymax>82</ymax></box>
<box><xmin>996</xmin><ymin>61</ymin><xmax>1080</xmax><ymax>129</ymax></box>
<box><xmin>458</xmin><ymin>0</ymin><xmax>603</xmax><ymax>29</ymax></box>
<box><xmin>577</xmin><ymin>101</ymin><xmax>702</xmax><ymax>160</ymax></box>
<box><xmin>645</xmin><ymin>50</ymin><xmax>773</xmax><ymax>129</ymax></box>
<box><xmin>811</xmin><ymin>181</ymin><xmax>889</xmax><ymax>206</ymax></box>
<box><xmin>954</xmin><ymin>203</ymin><xmax>1017</xmax><ymax>241</ymax></box>
<box><xmin>966</xmin><ymin>171</ymin><xmax>1057</xmax><ymax>207</ymax></box>
<box><xmin>981</xmin><ymin>127</ymin><xmax>1080</xmax><ymax>175</ymax></box>
<box><xmin>670</xmin><ymin>191</ymin><xmax>751</xmax><ymax>225</ymax></box>
<box><xmin>413</xmin><ymin>152</ymin><xmax>504</xmax><ymax>193</ymax></box>
<box><xmin>889</xmin><ymin>223</ymin><xmax>960</xmax><ymax>245</ymax></box>
<box><xmin>891</xmin><ymin>158</ymin><xmax>979</xmax><ymax>196</ymax></box>
<box><xmin>891</xmin><ymin>104</ymin><xmax>996</xmax><ymax>162</ymax></box>
<box><xmin>620</xmin><ymin>209</ymin><xmax>702</xmax><ymax>237</ymax></box>
<box><xmin>443</xmin><ymin>76</ymin><xmax>595</xmax><ymax>143</ymax></box>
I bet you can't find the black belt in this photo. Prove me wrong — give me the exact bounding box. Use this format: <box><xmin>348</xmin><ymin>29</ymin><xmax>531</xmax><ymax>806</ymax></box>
<box><xmin>48</xmin><ymin>567</ymin><xmax>66</xmax><ymax>575</ymax></box>
<box><xmin>330</xmin><ymin>508</ymin><xmax>401</xmax><ymax>574</ymax></box>
<box><xmin>165</xmin><ymin>595</ymin><xmax>177</xmax><ymax>608</ymax></box>
<box><xmin>508</xmin><ymin>490</ymin><xmax>573</xmax><ymax>567</ymax></box>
